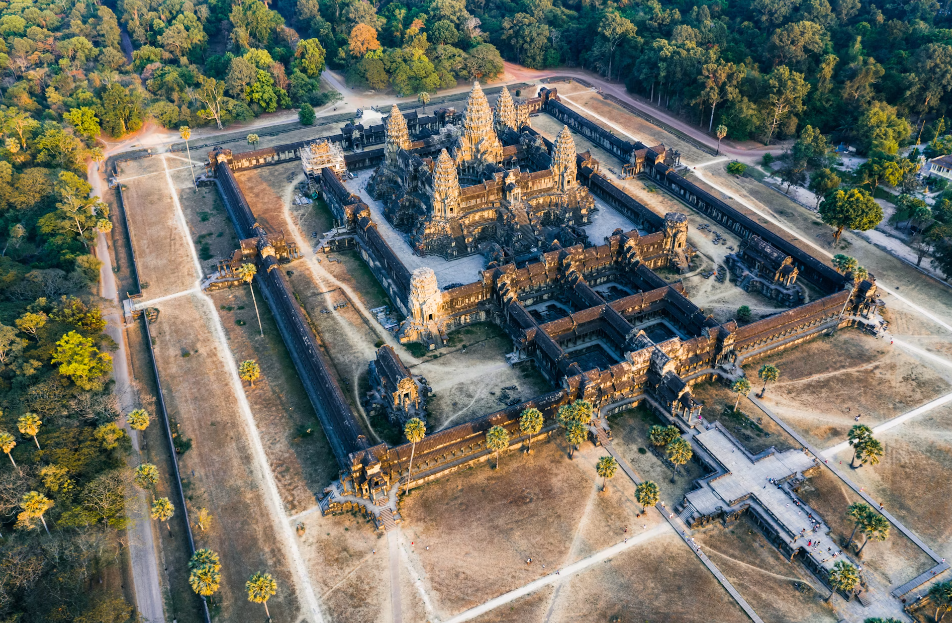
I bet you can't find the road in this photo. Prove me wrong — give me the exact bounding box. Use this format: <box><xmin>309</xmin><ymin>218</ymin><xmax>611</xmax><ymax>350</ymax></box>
<box><xmin>93</xmin><ymin>165</ymin><xmax>166</xmax><ymax>622</ymax></box>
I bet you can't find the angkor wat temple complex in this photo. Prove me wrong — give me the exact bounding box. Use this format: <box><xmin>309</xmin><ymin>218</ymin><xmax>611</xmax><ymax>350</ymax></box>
<box><xmin>205</xmin><ymin>82</ymin><xmax>881</xmax><ymax>519</ymax></box>
<box><xmin>370</xmin><ymin>83</ymin><xmax>598</xmax><ymax>260</ymax></box>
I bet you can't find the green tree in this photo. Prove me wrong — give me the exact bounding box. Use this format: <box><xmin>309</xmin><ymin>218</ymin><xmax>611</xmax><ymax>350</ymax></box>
<box><xmin>239</xmin><ymin>359</ymin><xmax>261</xmax><ymax>387</ymax></box>
<box><xmin>596</xmin><ymin>455</ymin><xmax>618</xmax><ymax>491</ymax></box>
<box><xmin>698</xmin><ymin>62</ymin><xmax>745</xmax><ymax>133</ymax></box>
<box><xmin>236</xmin><ymin>263</ymin><xmax>263</xmax><ymax>336</ymax></box>
<box><xmin>928</xmin><ymin>581</ymin><xmax>952</xmax><ymax>623</ymax></box>
<box><xmin>557</xmin><ymin>400</ymin><xmax>593</xmax><ymax>427</ymax></box>
<box><xmin>857</xmin><ymin>437</ymin><xmax>884</xmax><ymax>468</ymax></box>
<box><xmin>0</xmin><ymin>432</ymin><xmax>18</xmax><ymax>472</ymax></box>
<box><xmin>195</xmin><ymin>77</ymin><xmax>227</xmax><ymax>130</ymax></box>
<box><xmin>16</xmin><ymin>312</ymin><xmax>47</xmax><ymax>341</ymax></box>
<box><xmin>18</xmin><ymin>491</ymin><xmax>53</xmax><ymax>534</ymax></box>
<box><xmin>52</xmin><ymin>331</ymin><xmax>113</xmax><ymax>390</ymax></box>
<box><xmin>564</xmin><ymin>420</ymin><xmax>587</xmax><ymax>459</ymax></box>
<box><xmin>731</xmin><ymin>378</ymin><xmax>752</xmax><ymax>411</ymax></box>
<box><xmin>857</xmin><ymin>512</ymin><xmax>889</xmax><ymax>554</ymax></box>
<box><xmin>127</xmin><ymin>409</ymin><xmax>150</xmax><ymax>431</ymax></box>
<box><xmin>809</xmin><ymin>168</ymin><xmax>841</xmax><ymax>209</ymax></box>
<box><xmin>486</xmin><ymin>425</ymin><xmax>510</xmax><ymax>468</ymax></box>
<box><xmin>501</xmin><ymin>13</ymin><xmax>549</xmax><ymax>69</ymax></box>
<box><xmin>17</xmin><ymin>413</ymin><xmax>41</xmax><ymax>449</ymax></box>
<box><xmin>299</xmin><ymin>102</ymin><xmax>316</xmax><ymax>125</ymax></box>
<box><xmin>99</xmin><ymin>83</ymin><xmax>143</xmax><ymax>137</ymax></box>
<box><xmin>845</xmin><ymin>501</ymin><xmax>872</xmax><ymax>548</ymax></box>
<box><xmin>247</xmin><ymin>572</ymin><xmax>278</xmax><ymax>618</ymax></box>
<box><xmin>832</xmin><ymin>254</ymin><xmax>858</xmax><ymax>274</ymax></box>
<box><xmin>854</xmin><ymin>101</ymin><xmax>911</xmax><ymax>155</ymax></box>
<box><xmin>247</xmin><ymin>133</ymin><xmax>260</xmax><ymax>147</ymax></box>
<box><xmin>757</xmin><ymin>364</ymin><xmax>780</xmax><ymax>396</ymax></box>
<box><xmin>134</xmin><ymin>463</ymin><xmax>159</xmax><ymax>491</ymax></box>
<box><xmin>848</xmin><ymin>424</ymin><xmax>873</xmax><ymax>468</ymax></box>
<box><xmin>63</xmin><ymin>107</ymin><xmax>101</xmax><ymax>140</ymax></box>
<box><xmin>649</xmin><ymin>425</ymin><xmax>680</xmax><ymax>447</ymax></box>
<box><xmin>736</xmin><ymin>305</ymin><xmax>752</xmax><ymax>324</ymax></box>
<box><xmin>665</xmin><ymin>437</ymin><xmax>693</xmax><ymax>479</ymax></box>
<box><xmin>417</xmin><ymin>91</ymin><xmax>430</xmax><ymax>112</ymax></box>
<box><xmin>151</xmin><ymin>497</ymin><xmax>174</xmax><ymax>533</ymax></box>
<box><xmin>296</xmin><ymin>38</ymin><xmax>326</xmax><ymax>77</ymax></box>
<box><xmin>827</xmin><ymin>560</ymin><xmax>859</xmax><ymax>600</ymax></box>
<box><xmin>716</xmin><ymin>124</ymin><xmax>728</xmax><ymax>156</ymax></box>
<box><xmin>95</xmin><ymin>423</ymin><xmax>126</xmax><ymax>450</ymax></box>
<box><xmin>635</xmin><ymin>480</ymin><xmax>660</xmax><ymax>512</ymax></box>
<box><xmin>189</xmin><ymin>559</ymin><xmax>221</xmax><ymax>597</ymax></box>
<box><xmin>727</xmin><ymin>161</ymin><xmax>747</xmax><ymax>175</ymax></box>
<box><xmin>519</xmin><ymin>407</ymin><xmax>543</xmax><ymax>454</ymax></box>
<box><xmin>403</xmin><ymin>417</ymin><xmax>425</xmax><ymax>494</ymax></box>
<box><xmin>761</xmin><ymin>66</ymin><xmax>810</xmax><ymax>145</ymax></box>
<box><xmin>820</xmin><ymin>188</ymin><xmax>883</xmax><ymax>244</ymax></box>
<box><xmin>595</xmin><ymin>11</ymin><xmax>638</xmax><ymax>81</ymax></box>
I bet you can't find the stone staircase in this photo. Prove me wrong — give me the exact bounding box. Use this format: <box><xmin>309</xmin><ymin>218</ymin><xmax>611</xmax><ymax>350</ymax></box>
<box><xmin>378</xmin><ymin>507</ymin><xmax>397</xmax><ymax>531</ymax></box>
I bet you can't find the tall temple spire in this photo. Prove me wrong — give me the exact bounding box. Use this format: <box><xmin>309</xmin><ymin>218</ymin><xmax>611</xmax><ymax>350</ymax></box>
<box><xmin>551</xmin><ymin>126</ymin><xmax>577</xmax><ymax>192</ymax></box>
<box><xmin>385</xmin><ymin>104</ymin><xmax>411</xmax><ymax>168</ymax></box>
<box><xmin>431</xmin><ymin>149</ymin><xmax>460</xmax><ymax>219</ymax></box>
<box><xmin>454</xmin><ymin>81</ymin><xmax>503</xmax><ymax>172</ymax></box>
<box><xmin>494</xmin><ymin>86</ymin><xmax>517</xmax><ymax>133</ymax></box>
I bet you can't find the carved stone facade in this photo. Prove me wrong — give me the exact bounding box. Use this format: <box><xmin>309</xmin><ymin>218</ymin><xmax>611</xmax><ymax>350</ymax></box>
<box><xmin>368</xmin><ymin>345</ymin><xmax>428</xmax><ymax>424</ymax></box>
<box><xmin>725</xmin><ymin>235</ymin><xmax>803</xmax><ymax>306</ymax></box>
<box><xmin>370</xmin><ymin>82</ymin><xmax>595</xmax><ymax>260</ymax></box>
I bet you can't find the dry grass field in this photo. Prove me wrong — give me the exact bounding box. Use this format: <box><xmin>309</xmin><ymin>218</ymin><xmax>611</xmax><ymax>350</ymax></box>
<box><xmin>695</xmin><ymin>515</ymin><xmax>837</xmax><ymax>623</ymax></box>
<box><xmin>748</xmin><ymin>329</ymin><xmax>952</xmax><ymax>448</ymax></box>
<box><xmin>689</xmin><ymin>380</ymin><xmax>799</xmax><ymax>455</ymax></box>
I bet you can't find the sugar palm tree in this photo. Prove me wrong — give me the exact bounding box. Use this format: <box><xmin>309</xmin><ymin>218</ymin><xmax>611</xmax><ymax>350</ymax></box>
<box><xmin>134</xmin><ymin>463</ymin><xmax>159</xmax><ymax>491</ymax></box>
<box><xmin>191</xmin><ymin>548</ymin><xmax>221</xmax><ymax>571</ymax></box>
<box><xmin>180</xmin><ymin>126</ymin><xmax>195</xmax><ymax>185</ymax></box>
<box><xmin>848</xmin><ymin>424</ymin><xmax>873</xmax><ymax>468</ymax></box>
<box><xmin>519</xmin><ymin>407</ymin><xmax>543</xmax><ymax>454</ymax></box>
<box><xmin>832</xmin><ymin>254</ymin><xmax>857</xmax><ymax>275</ymax></box>
<box><xmin>417</xmin><ymin>91</ymin><xmax>430</xmax><ymax>112</ymax></box>
<box><xmin>17</xmin><ymin>413</ymin><xmax>41</xmax><ymax>449</ymax></box>
<box><xmin>827</xmin><ymin>560</ymin><xmax>859</xmax><ymax>601</ymax></box>
<box><xmin>565</xmin><ymin>420</ymin><xmax>587</xmax><ymax>459</ymax></box>
<box><xmin>403</xmin><ymin>417</ymin><xmax>426</xmax><ymax>495</ymax></box>
<box><xmin>127</xmin><ymin>409</ymin><xmax>150</xmax><ymax>431</ymax></box>
<box><xmin>236</xmin><ymin>263</ymin><xmax>263</xmax><ymax>337</ymax></box>
<box><xmin>715</xmin><ymin>124</ymin><xmax>727</xmax><ymax>156</ymax></box>
<box><xmin>19</xmin><ymin>491</ymin><xmax>53</xmax><ymax>534</ymax></box>
<box><xmin>190</xmin><ymin>564</ymin><xmax>221</xmax><ymax>597</ymax></box>
<box><xmin>151</xmin><ymin>497</ymin><xmax>175</xmax><ymax>533</ymax></box>
<box><xmin>0</xmin><ymin>432</ymin><xmax>18</xmax><ymax>473</ymax></box>
<box><xmin>757</xmin><ymin>364</ymin><xmax>780</xmax><ymax>397</ymax></box>
<box><xmin>247</xmin><ymin>571</ymin><xmax>278</xmax><ymax>620</ymax></box>
<box><xmin>730</xmin><ymin>379</ymin><xmax>752</xmax><ymax>411</ymax></box>
<box><xmin>929</xmin><ymin>580</ymin><xmax>952</xmax><ymax>622</ymax></box>
<box><xmin>596</xmin><ymin>455</ymin><xmax>618</xmax><ymax>492</ymax></box>
<box><xmin>845</xmin><ymin>502</ymin><xmax>872</xmax><ymax>549</ymax></box>
<box><xmin>857</xmin><ymin>513</ymin><xmax>889</xmax><ymax>554</ymax></box>
<box><xmin>665</xmin><ymin>437</ymin><xmax>693</xmax><ymax>481</ymax></box>
<box><xmin>486</xmin><ymin>425</ymin><xmax>510</xmax><ymax>469</ymax></box>
<box><xmin>635</xmin><ymin>480</ymin><xmax>660</xmax><ymax>512</ymax></box>
<box><xmin>247</xmin><ymin>133</ymin><xmax>259</xmax><ymax>147</ymax></box>
<box><xmin>858</xmin><ymin>437</ymin><xmax>884</xmax><ymax>468</ymax></box>
<box><xmin>239</xmin><ymin>360</ymin><xmax>261</xmax><ymax>387</ymax></box>
<box><xmin>649</xmin><ymin>425</ymin><xmax>680</xmax><ymax>447</ymax></box>
<box><xmin>557</xmin><ymin>400</ymin><xmax>593</xmax><ymax>427</ymax></box>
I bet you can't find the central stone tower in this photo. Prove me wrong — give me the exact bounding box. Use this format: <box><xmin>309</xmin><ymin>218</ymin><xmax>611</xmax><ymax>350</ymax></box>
<box><xmin>385</xmin><ymin>104</ymin><xmax>411</xmax><ymax>170</ymax></box>
<box><xmin>431</xmin><ymin>149</ymin><xmax>461</xmax><ymax>219</ymax></box>
<box><xmin>454</xmin><ymin>81</ymin><xmax>503</xmax><ymax>174</ymax></box>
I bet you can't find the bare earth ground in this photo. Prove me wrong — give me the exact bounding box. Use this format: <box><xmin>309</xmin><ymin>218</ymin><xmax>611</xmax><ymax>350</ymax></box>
<box><xmin>695</xmin><ymin>514</ymin><xmax>837</xmax><ymax>623</ymax></box>
<box><xmin>829</xmin><ymin>404</ymin><xmax>952</xmax><ymax>565</ymax></box>
<box><xmin>607</xmin><ymin>405</ymin><xmax>711</xmax><ymax>504</ymax></box>
<box><xmin>689</xmin><ymin>380</ymin><xmax>799</xmax><ymax>455</ymax></box>
<box><xmin>748</xmin><ymin>329</ymin><xmax>952</xmax><ymax>448</ymax></box>
<box><xmin>796</xmin><ymin>467</ymin><xmax>934</xmax><ymax>589</ymax></box>
<box><xmin>150</xmin><ymin>293</ymin><xmax>301</xmax><ymax>621</ymax></box>
<box><xmin>469</xmin><ymin>587</ymin><xmax>555</xmax><ymax>623</ymax></box>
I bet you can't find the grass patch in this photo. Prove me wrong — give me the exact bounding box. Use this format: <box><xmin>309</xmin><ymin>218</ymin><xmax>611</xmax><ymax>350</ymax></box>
<box><xmin>745</xmin><ymin>167</ymin><xmax>769</xmax><ymax>182</ymax></box>
<box><xmin>199</xmin><ymin>211</ymin><xmax>211</xmax><ymax>222</ymax></box>
<box><xmin>405</xmin><ymin>342</ymin><xmax>428</xmax><ymax>357</ymax></box>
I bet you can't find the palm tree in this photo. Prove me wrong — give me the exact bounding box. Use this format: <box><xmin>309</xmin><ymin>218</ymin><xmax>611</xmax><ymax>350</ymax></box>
<box><xmin>151</xmin><ymin>497</ymin><xmax>175</xmax><ymax>533</ymax></box>
<box><xmin>239</xmin><ymin>360</ymin><xmax>261</xmax><ymax>387</ymax></box>
<box><xmin>832</xmin><ymin>254</ymin><xmax>857</xmax><ymax>274</ymax></box>
<box><xmin>730</xmin><ymin>379</ymin><xmax>752</xmax><ymax>411</ymax></box>
<box><xmin>180</xmin><ymin>126</ymin><xmax>195</xmax><ymax>185</ymax></box>
<box><xmin>189</xmin><ymin>548</ymin><xmax>222</xmax><ymax>597</ymax></box>
<box><xmin>596</xmin><ymin>456</ymin><xmax>618</xmax><ymax>492</ymax></box>
<box><xmin>827</xmin><ymin>560</ymin><xmax>859</xmax><ymax>601</ymax></box>
<box><xmin>0</xmin><ymin>432</ymin><xmax>18</xmax><ymax>473</ymax></box>
<box><xmin>17</xmin><ymin>413</ymin><xmax>41</xmax><ymax>449</ymax></box>
<box><xmin>715</xmin><ymin>124</ymin><xmax>727</xmax><ymax>156</ymax></box>
<box><xmin>247</xmin><ymin>133</ymin><xmax>259</xmax><ymax>147</ymax></box>
<box><xmin>247</xmin><ymin>572</ymin><xmax>278</xmax><ymax>620</ymax></box>
<box><xmin>191</xmin><ymin>548</ymin><xmax>221</xmax><ymax>571</ymax></box>
<box><xmin>858</xmin><ymin>437</ymin><xmax>884</xmax><ymax>468</ymax></box>
<box><xmin>236</xmin><ymin>263</ymin><xmax>263</xmax><ymax>337</ymax></box>
<box><xmin>403</xmin><ymin>417</ymin><xmax>426</xmax><ymax>495</ymax></box>
<box><xmin>519</xmin><ymin>407</ymin><xmax>543</xmax><ymax>454</ymax></box>
<box><xmin>857</xmin><ymin>513</ymin><xmax>889</xmax><ymax>554</ymax></box>
<box><xmin>134</xmin><ymin>463</ymin><xmax>159</xmax><ymax>491</ymax></box>
<box><xmin>649</xmin><ymin>425</ymin><xmax>680</xmax><ymax>447</ymax></box>
<box><xmin>757</xmin><ymin>364</ymin><xmax>780</xmax><ymax>397</ymax></box>
<box><xmin>665</xmin><ymin>437</ymin><xmax>693</xmax><ymax>481</ymax></box>
<box><xmin>635</xmin><ymin>481</ymin><xmax>660</xmax><ymax>512</ymax></box>
<box><xmin>417</xmin><ymin>91</ymin><xmax>430</xmax><ymax>112</ymax></box>
<box><xmin>845</xmin><ymin>502</ymin><xmax>872</xmax><ymax>549</ymax></box>
<box><xmin>564</xmin><ymin>420</ymin><xmax>587</xmax><ymax>459</ymax></box>
<box><xmin>19</xmin><ymin>491</ymin><xmax>53</xmax><ymax>534</ymax></box>
<box><xmin>929</xmin><ymin>580</ymin><xmax>952</xmax><ymax>622</ymax></box>
<box><xmin>557</xmin><ymin>400</ymin><xmax>593</xmax><ymax>427</ymax></box>
<box><xmin>848</xmin><ymin>424</ymin><xmax>873</xmax><ymax>468</ymax></box>
<box><xmin>127</xmin><ymin>409</ymin><xmax>150</xmax><ymax>431</ymax></box>
<box><xmin>486</xmin><ymin>425</ymin><xmax>510</xmax><ymax>468</ymax></box>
